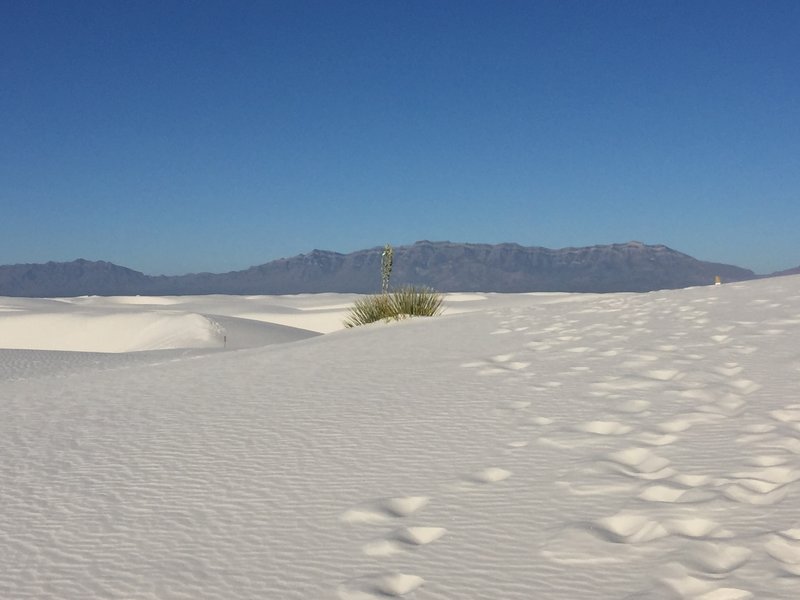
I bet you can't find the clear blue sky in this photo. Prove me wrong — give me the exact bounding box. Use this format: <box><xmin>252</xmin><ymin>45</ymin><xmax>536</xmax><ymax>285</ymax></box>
<box><xmin>2</xmin><ymin>0</ymin><xmax>798</xmax><ymax>275</ymax></box>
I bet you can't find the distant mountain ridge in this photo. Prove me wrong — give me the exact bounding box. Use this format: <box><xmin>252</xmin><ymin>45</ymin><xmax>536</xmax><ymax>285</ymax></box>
<box><xmin>0</xmin><ymin>241</ymin><xmax>778</xmax><ymax>297</ymax></box>
<box><xmin>772</xmin><ymin>265</ymin><xmax>800</xmax><ymax>277</ymax></box>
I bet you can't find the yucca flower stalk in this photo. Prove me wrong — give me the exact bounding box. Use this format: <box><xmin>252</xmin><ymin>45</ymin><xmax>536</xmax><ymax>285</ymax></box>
<box><xmin>344</xmin><ymin>244</ymin><xmax>444</xmax><ymax>327</ymax></box>
<box><xmin>381</xmin><ymin>243</ymin><xmax>393</xmax><ymax>295</ymax></box>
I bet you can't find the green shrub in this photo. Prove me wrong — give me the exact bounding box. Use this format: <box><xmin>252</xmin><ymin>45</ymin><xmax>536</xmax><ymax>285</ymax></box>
<box><xmin>344</xmin><ymin>286</ymin><xmax>445</xmax><ymax>328</ymax></box>
<box><xmin>343</xmin><ymin>293</ymin><xmax>395</xmax><ymax>328</ymax></box>
<box><xmin>389</xmin><ymin>286</ymin><xmax>445</xmax><ymax>318</ymax></box>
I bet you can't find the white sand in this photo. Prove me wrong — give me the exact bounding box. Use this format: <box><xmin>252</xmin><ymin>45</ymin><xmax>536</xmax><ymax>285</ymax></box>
<box><xmin>1</xmin><ymin>278</ymin><xmax>800</xmax><ymax>598</ymax></box>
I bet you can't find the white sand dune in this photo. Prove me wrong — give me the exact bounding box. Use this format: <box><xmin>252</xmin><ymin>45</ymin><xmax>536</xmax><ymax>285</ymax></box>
<box><xmin>0</xmin><ymin>295</ymin><xmax>330</xmax><ymax>352</ymax></box>
<box><xmin>2</xmin><ymin>277</ymin><xmax>800</xmax><ymax>598</ymax></box>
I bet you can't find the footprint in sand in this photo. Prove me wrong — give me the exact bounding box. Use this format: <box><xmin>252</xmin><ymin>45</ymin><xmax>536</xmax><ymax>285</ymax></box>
<box><xmin>574</xmin><ymin>420</ymin><xmax>633</xmax><ymax>435</ymax></box>
<box><xmin>461</xmin><ymin>353</ymin><xmax>531</xmax><ymax>375</ymax></box>
<box><xmin>681</xmin><ymin>542</ymin><xmax>751</xmax><ymax>574</ymax></box>
<box><xmin>638</xmin><ymin>484</ymin><xmax>717</xmax><ymax>504</ymax></box>
<box><xmin>611</xmin><ymin>398</ymin><xmax>651</xmax><ymax>414</ymax></box>
<box><xmin>726</xmin><ymin>378</ymin><xmax>762</xmax><ymax>395</ymax></box>
<box><xmin>525</xmin><ymin>416</ymin><xmax>554</xmax><ymax>426</ymax></box>
<box><xmin>657</xmin><ymin>412</ymin><xmax>726</xmax><ymax>434</ymax></box>
<box><xmin>764</xmin><ymin>528</ymin><xmax>800</xmax><ymax>576</ymax></box>
<box><xmin>736</xmin><ymin>424</ymin><xmax>779</xmax><ymax>445</ymax></box>
<box><xmin>341</xmin><ymin>495</ymin><xmax>443</xmax><ymax>593</ymax></box>
<box><xmin>507</xmin><ymin>440</ymin><xmax>529</xmax><ymax>448</ymax></box>
<box><xmin>341</xmin><ymin>496</ymin><xmax>429</xmax><ymax>525</ymax></box>
<box><xmin>603</xmin><ymin>447</ymin><xmax>675</xmax><ymax>480</ymax></box>
<box><xmin>769</xmin><ymin>405</ymin><xmax>800</xmax><ymax>432</ymax></box>
<box><xmin>558</xmin><ymin>447</ymin><xmax>690</xmax><ymax>498</ymax></box>
<box><xmin>744</xmin><ymin>454</ymin><xmax>789</xmax><ymax>467</ymax></box>
<box><xmin>362</xmin><ymin>526</ymin><xmax>448</xmax><ymax>557</ymax></box>
<box><xmin>644</xmin><ymin>369</ymin><xmax>682</xmax><ymax>381</ymax></box>
<box><xmin>715</xmin><ymin>363</ymin><xmax>743</xmax><ymax>377</ymax></box>
<box><xmin>466</xmin><ymin>466</ymin><xmax>512</xmax><ymax>484</ymax></box>
<box><xmin>664</xmin><ymin>518</ymin><xmax>733</xmax><ymax>540</ymax></box>
<box><xmin>659</xmin><ymin>571</ymin><xmax>753</xmax><ymax>600</ymax></box>
<box><xmin>589</xmin><ymin>512</ymin><xmax>734</xmax><ymax>545</ymax></box>
<box><xmin>592</xmin><ymin>377</ymin><xmax>662</xmax><ymax>393</ymax></box>
<box><xmin>633</xmin><ymin>431</ymin><xmax>679</xmax><ymax>446</ymax></box>
<box><xmin>590</xmin><ymin>512</ymin><xmax>670</xmax><ymax>544</ymax></box>
<box><xmin>337</xmin><ymin>572</ymin><xmax>425</xmax><ymax>599</ymax></box>
<box><xmin>719</xmin><ymin>465</ymin><xmax>800</xmax><ymax>506</ymax></box>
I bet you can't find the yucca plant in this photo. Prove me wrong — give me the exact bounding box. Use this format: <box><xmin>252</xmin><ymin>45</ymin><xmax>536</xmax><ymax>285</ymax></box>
<box><xmin>344</xmin><ymin>286</ymin><xmax>445</xmax><ymax>328</ymax></box>
<box><xmin>343</xmin><ymin>293</ymin><xmax>395</xmax><ymax>328</ymax></box>
<box><xmin>389</xmin><ymin>285</ymin><xmax>445</xmax><ymax>318</ymax></box>
<box><xmin>344</xmin><ymin>244</ymin><xmax>444</xmax><ymax>327</ymax></box>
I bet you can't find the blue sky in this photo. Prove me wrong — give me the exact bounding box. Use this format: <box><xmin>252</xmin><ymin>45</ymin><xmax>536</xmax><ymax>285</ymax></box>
<box><xmin>2</xmin><ymin>0</ymin><xmax>798</xmax><ymax>275</ymax></box>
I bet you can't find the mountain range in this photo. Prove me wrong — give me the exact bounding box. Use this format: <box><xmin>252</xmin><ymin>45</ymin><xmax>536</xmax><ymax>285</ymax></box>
<box><xmin>0</xmin><ymin>241</ymin><xmax>794</xmax><ymax>298</ymax></box>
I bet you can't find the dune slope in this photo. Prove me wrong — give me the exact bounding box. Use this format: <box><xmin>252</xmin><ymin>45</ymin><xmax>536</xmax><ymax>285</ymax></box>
<box><xmin>1</xmin><ymin>277</ymin><xmax>799</xmax><ymax>598</ymax></box>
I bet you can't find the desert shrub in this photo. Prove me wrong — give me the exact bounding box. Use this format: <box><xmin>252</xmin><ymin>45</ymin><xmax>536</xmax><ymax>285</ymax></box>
<box><xmin>343</xmin><ymin>293</ymin><xmax>395</xmax><ymax>328</ymax></box>
<box><xmin>389</xmin><ymin>285</ymin><xmax>445</xmax><ymax>318</ymax></box>
<box><xmin>344</xmin><ymin>286</ymin><xmax>444</xmax><ymax>328</ymax></box>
